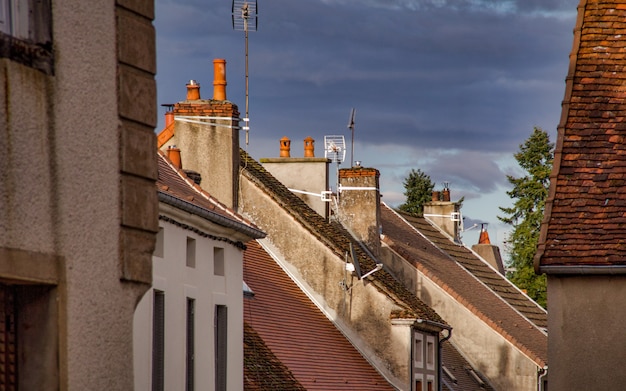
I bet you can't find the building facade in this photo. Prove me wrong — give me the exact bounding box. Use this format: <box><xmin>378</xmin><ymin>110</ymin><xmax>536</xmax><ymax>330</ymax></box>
<box><xmin>134</xmin><ymin>152</ymin><xmax>264</xmax><ymax>390</ymax></box>
<box><xmin>0</xmin><ymin>0</ymin><xmax>158</xmax><ymax>389</ymax></box>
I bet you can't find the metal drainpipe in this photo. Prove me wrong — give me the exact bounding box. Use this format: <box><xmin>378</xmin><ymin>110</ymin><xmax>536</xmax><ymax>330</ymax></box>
<box><xmin>537</xmin><ymin>366</ymin><xmax>548</xmax><ymax>391</ymax></box>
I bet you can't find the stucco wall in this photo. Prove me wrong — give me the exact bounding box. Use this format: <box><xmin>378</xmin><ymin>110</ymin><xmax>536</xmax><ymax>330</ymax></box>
<box><xmin>239</xmin><ymin>175</ymin><xmax>412</xmax><ymax>390</ymax></box>
<box><xmin>134</xmin><ymin>211</ymin><xmax>245</xmax><ymax>390</ymax></box>
<box><xmin>381</xmin><ymin>247</ymin><xmax>540</xmax><ymax>391</ymax></box>
<box><xmin>0</xmin><ymin>0</ymin><xmax>157</xmax><ymax>388</ymax></box>
<box><xmin>547</xmin><ymin>275</ymin><xmax>626</xmax><ymax>390</ymax></box>
<box><xmin>260</xmin><ymin>158</ymin><xmax>330</xmax><ymax>218</ymax></box>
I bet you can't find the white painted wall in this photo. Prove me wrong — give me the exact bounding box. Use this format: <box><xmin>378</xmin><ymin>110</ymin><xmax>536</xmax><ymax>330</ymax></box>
<box><xmin>134</xmin><ymin>216</ymin><xmax>245</xmax><ymax>391</ymax></box>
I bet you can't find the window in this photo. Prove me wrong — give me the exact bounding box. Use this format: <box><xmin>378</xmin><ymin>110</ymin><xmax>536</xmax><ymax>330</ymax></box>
<box><xmin>152</xmin><ymin>291</ymin><xmax>165</xmax><ymax>391</ymax></box>
<box><xmin>154</xmin><ymin>228</ymin><xmax>164</xmax><ymax>258</ymax></box>
<box><xmin>426</xmin><ymin>336</ymin><xmax>435</xmax><ymax>370</ymax></box>
<box><xmin>214</xmin><ymin>247</ymin><xmax>224</xmax><ymax>276</ymax></box>
<box><xmin>414</xmin><ymin>333</ymin><xmax>424</xmax><ymax>368</ymax></box>
<box><xmin>186</xmin><ymin>237</ymin><xmax>196</xmax><ymax>268</ymax></box>
<box><xmin>215</xmin><ymin>305</ymin><xmax>228</xmax><ymax>391</ymax></box>
<box><xmin>186</xmin><ymin>298</ymin><xmax>195</xmax><ymax>391</ymax></box>
<box><xmin>0</xmin><ymin>0</ymin><xmax>53</xmax><ymax>74</ymax></box>
<box><xmin>415</xmin><ymin>380</ymin><xmax>422</xmax><ymax>391</ymax></box>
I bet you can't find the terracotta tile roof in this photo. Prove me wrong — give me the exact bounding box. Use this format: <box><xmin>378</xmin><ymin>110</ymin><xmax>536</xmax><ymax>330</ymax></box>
<box><xmin>157</xmin><ymin>151</ymin><xmax>264</xmax><ymax>240</ymax></box>
<box><xmin>244</xmin><ymin>322</ymin><xmax>307</xmax><ymax>391</ymax></box>
<box><xmin>244</xmin><ymin>240</ymin><xmax>395</xmax><ymax>390</ymax></box>
<box><xmin>240</xmin><ymin>149</ymin><xmax>445</xmax><ymax>324</ymax></box>
<box><xmin>380</xmin><ymin>205</ymin><xmax>548</xmax><ymax>367</ymax></box>
<box><xmin>537</xmin><ymin>0</ymin><xmax>626</xmax><ymax>270</ymax></box>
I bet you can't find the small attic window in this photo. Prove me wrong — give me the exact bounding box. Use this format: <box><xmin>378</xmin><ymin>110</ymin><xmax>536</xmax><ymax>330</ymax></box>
<box><xmin>0</xmin><ymin>0</ymin><xmax>54</xmax><ymax>74</ymax></box>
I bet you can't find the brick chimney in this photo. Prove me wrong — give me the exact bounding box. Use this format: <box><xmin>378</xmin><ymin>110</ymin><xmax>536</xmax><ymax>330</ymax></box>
<box><xmin>471</xmin><ymin>224</ymin><xmax>505</xmax><ymax>274</ymax></box>
<box><xmin>423</xmin><ymin>185</ymin><xmax>461</xmax><ymax>242</ymax></box>
<box><xmin>159</xmin><ymin>59</ymin><xmax>240</xmax><ymax>209</ymax></box>
<box><xmin>337</xmin><ymin>167</ymin><xmax>381</xmax><ymax>257</ymax></box>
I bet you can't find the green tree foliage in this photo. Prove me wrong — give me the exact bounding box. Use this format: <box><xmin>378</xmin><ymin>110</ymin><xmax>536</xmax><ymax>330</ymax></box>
<box><xmin>399</xmin><ymin>168</ymin><xmax>435</xmax><ymax>215</ymax></box>
<box><xmin>498</xmin><ymin>127</ymin><xmax>554</xmax><ymax>308</ymax></box>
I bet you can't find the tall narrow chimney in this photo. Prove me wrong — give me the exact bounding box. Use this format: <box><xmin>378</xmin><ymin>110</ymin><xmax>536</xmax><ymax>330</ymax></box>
<box><xmin>304</xmin><ymin>137</ymin><xmax>315</xmax><ymax>157</ymax></box>
<box><xmin>213</xmin><ymin>59</ymin><xmax>227</xmax><ymax>100</ymax></box>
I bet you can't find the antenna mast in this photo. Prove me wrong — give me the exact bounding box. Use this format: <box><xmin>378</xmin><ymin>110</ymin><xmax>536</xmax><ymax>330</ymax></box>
<box><xmin>232</xmin><ymin>0</ymin><xmax>258</xmax><ymax>146</ymax></box>
<box><xmin>347</xmin><ymin>108</ymin><xmax>356</xmax><ymax>167</ymax></box>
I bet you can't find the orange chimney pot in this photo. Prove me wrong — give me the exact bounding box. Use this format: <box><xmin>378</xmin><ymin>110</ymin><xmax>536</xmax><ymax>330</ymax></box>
<box><xmin>280</xmin><ymin>137</ymin><xmax>291</xmax><ymax>157</ymax></box>
<box><xmin>478</xmin><ymin>225</ymin><xmax>491</xmax><ymax>245</ymax></box>
<box><xmin>167</xmin><ymin>145</ymin><xmax>182</xmax><ymax>169</ymax></box>
<box><xmin>165</xmin><ymin>111</ymin><xmax>174</xmax><ymax>127</ymax></box>
<box><xmin>304</xmin><ymin>137</ymin><xmax>315</xmax><ymax>157</ymax></box>
<box><xmin>186</xmin><ymin>80</ymin><xmax>200</xmax><ymax>100</ymax></box>
<box><xmin>213</xmin><ymin>59</ymin><xmax>227</xmax><ymax>100</ymax></box>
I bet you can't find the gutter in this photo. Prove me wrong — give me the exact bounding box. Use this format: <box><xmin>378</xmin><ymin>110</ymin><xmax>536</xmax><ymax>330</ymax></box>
<box><xmin>540</xmin><ymin>265</ymin><xmax>626</xmax><ymax>275</ymax></box>
<box><xmin>158</xmin><ymin>191</ymin><xmax>266</xmax><ymax>240</ymax></box>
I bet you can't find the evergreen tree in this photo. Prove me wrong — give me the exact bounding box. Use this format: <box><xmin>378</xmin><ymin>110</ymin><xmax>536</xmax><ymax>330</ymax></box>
<box><xmin>498</xmin><ymin>127</ymin><xmax>554</xmax><ymax>308</ymax></box>
<box><xmin>399</xmin><ymin>168</ymin><xmax>435</xmax><ymax>215</ymax></box>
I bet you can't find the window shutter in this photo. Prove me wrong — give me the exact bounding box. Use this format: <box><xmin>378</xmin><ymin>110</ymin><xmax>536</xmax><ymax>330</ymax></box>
<box><xmin>215</xmin><ymin>305</ymin><xmax>228</xmax><ymax>391</ymax></box>
<box><xmin>152</xmin><ymin>291</ymin><xmax>165</xmax><ymax>391</ymax></box>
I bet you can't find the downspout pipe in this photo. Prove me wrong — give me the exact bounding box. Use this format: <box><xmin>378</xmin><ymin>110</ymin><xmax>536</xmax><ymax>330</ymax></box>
<box><xmin>538</xmin><ymin>366</ymin><xmax>548</xmax><ymax>391</ymax></box>
<box><xmin>438</xmin><ymin>327</ymin><xmax>452</xmax><ymax>391</ymax></box>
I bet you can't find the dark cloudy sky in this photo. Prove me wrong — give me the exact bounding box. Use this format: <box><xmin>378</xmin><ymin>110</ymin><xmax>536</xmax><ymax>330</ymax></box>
<box><xmin>155</xmin><ymin>0</ymin><xmax>579</xmax><ymax>253</ymax></box>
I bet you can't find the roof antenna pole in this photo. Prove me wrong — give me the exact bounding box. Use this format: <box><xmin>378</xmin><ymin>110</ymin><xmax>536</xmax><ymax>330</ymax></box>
<box><xmin>347</xmin><ymin>108</ymin><xmax>356</xmax><ymax>167</ymax></box>
<box><xmin>232</xmin><ymin>0</ymin><xmax>258</xmax><ymax>147</ymax></box>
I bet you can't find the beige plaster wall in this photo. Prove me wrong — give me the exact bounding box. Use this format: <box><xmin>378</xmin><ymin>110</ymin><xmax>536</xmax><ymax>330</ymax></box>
<box><xmin>260</xmin><ymin>158</ymin><xmax>330</xmax><ymax>218</ymax></box>
<box><xmin>380</xmin><ymin>247</ymin><xmax>540</xmax><ymax>391</ymax></box>
<box><xmin>547</xmin><ymin>275</ymin><xmax>626</xmax><ymax>390</ymax></box>
<box><xmin>239</xmin><ymin>176</ymin><xmax>412</xmax><ymax>390</ymax></box>
<box><xmin>0</xmin><ymin>0</ymin><xmax>157</xmax><ymax>389</ymax></box>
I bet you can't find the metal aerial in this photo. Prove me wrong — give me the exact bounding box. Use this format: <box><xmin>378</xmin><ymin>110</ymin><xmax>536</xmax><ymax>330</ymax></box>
<box><xmin>347</xmin><ymin>108</ymin><xmax>356</xmax><ymax>167</ymax></box>
<box><xmin>232</xmin><ymin>0</ymin><xmax>258</xmax><ymax>146</ymax></box>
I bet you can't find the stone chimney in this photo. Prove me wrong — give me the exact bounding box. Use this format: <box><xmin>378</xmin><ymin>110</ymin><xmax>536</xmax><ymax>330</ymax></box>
<box><xmin>423</xmin><ymin>185</ymin><xmax>461</xmax><ymax>242</ymax></box>
<box><xmin>260</xmin><ymin>137</ymin><xmax>330</xmax><ymax>218</ymax></box>
<box><xmin>159</xmin><ymin>59</ymin><xmax>240</xmax><ymax>209</ymax></box>
<box><xmin>471</xmin><ymin>224</ymin><xmax>505</xmax><ymax>274</ymax></box>
<box><xmin>337</xmin><ymin>167</ymin><xmax>381</xmax><ymax>257</ymax></box>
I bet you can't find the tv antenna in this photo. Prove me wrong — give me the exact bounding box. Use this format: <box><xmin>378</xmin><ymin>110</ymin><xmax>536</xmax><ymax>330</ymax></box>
<box><xmin>347</xmin><ymin>108</ymin><xmax>356</xmax><ymax>167</ymax></box>
<box><xmin>324</xmin><ymin>135</ymin><xmax>346</xmax><ymax>200</ymax></box>
<box><xmin>232</xmin><ymin>0</ymin><xmax>258</xmax><ymax>146</ymax></box>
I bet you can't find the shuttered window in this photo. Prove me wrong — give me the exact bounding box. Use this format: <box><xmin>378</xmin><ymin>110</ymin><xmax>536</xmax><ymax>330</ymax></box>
<box><xmin>186</xmin><ymin>298</ymin><xmax>195</xmax><ymax>391</ymax></box>
<box><xmin>152</xmin><ymin>291</ymin><xmax>165</xmax><ymax>391</ymax></box>
<box><xmin>0</xmin><ymin>285</ymin><xmax>17</xmax><ymax>391</ymax></box>
<box><xmin>214</xmin><ymin>305</ymin><xmax>228</xmax><ymax>391</ymax></box>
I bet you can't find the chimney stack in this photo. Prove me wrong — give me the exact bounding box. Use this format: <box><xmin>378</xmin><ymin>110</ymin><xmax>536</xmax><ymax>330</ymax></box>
<box><xmin>423</xmin><ymin>185</ymin><xmax>461</xmax><ymax>241</ymax></box>
<box><xmin>159</xmin><ymin>59</ymin><xmax>240</xmax><ymax>210</ymax></box>
<box><xmin>213</xmin><ymin>59</ymin><xmax>227</xmax><ymax>100</ymax></box>
<box><xmin>471</xmin><ymin>224</ymin><xmax>505</xmax><ymax>274</ymax></box>
<box><xmin>338</xmin><ymin>167</ymin><xmax>381</xmax><ymax>256</ymax></box>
